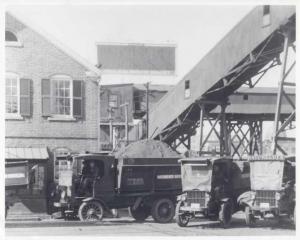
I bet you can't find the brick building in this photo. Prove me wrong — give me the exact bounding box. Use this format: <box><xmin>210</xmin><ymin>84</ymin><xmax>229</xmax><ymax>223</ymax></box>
<box><xmin>5</xmin><ymin>12</ymin><xmax>101</xmax><ymax>215</ymax></box>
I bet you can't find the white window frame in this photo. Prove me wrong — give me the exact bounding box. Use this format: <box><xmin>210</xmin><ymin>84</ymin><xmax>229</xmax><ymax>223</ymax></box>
<box><xmin>5</xmin><ymin>30</ymin><xmax>22</xmax><ymax>47</ymax></box>
<box><xmin>50</xmin><ymin>75</ymin><xmax>73</xmax><ymax>119</ymax></box>
<box><xmin>5</xmin><ymin>72</ymin><xmax>22</xmax><ymax>119</ymax></box>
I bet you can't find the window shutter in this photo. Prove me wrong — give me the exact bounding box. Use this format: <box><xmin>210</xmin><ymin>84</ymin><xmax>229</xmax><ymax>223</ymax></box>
<box><xmin>73</xmin><ymin>80</ymin><xmax>84</xmax><ymax>118</ymax></box>
<box><xmin>41</xmin><ymin>79</ymin><xmax>51</xmax><ymax>116</ymax></box>
<box><xmin>20</xmin><ymin>78</ymin><xmax>31</xmax><ymax>116</ymax></box>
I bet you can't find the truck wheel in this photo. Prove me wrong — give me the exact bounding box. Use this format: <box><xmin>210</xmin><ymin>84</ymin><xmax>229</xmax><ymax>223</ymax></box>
<box><xmin>245</xmin><ymin>206</ymin><xmax>255</xmax><ymax>227</ymax></box>
<box><xmin>78</xmin><ymin>201</ymin><xmax>104</xmax><ymax>221</ymax></box>
<box><xmin>129</xmin><ymin>205</ymin><xmax>151</xmax><ymax>222</ymax></box>
<box><xmin>293</xmin><ymin>206</ymin><xmax>296</xmax><ymax>225</ymax></box>
<box><xmin>219</xmin><ymin>202</ymin><xmax>232</xmax><ymax>228</ymax></box>
<box><xmin>151</xmin><ymin>198</ymin><xmax>175</xmax><ymax>223</ymax></box>
<box><xmin>176</xmin><ymin>201</ymin><xmax>189</xmax><ymax>227</ymax></box>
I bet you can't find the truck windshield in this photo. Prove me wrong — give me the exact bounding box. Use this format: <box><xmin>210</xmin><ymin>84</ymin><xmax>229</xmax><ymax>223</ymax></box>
<box><xmin>182</xmin><ymin>164</ymin><xmax>212</xmax><ymax>192</ymax></box>
<box><xmin>250</xmin><ymin>160</ymin><xmax>284</xmax><ymax>190</ymax></box>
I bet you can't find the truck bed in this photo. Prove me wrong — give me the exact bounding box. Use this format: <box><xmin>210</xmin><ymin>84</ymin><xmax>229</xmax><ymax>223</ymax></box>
<box><xmin>117</xmin><ymin>158</ymin><xmax>181</xmax><ymax>194</ymax></box>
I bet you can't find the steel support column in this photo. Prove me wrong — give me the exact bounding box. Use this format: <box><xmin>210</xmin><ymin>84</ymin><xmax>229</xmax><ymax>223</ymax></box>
<box><xmin>272</xmin><ymin>29</ymin><xmax>296</xmax><ymax>155</ymax></box>
<box><xmin>198</xmin><ymin>101</ymin><xmax>229</xmax><ymax>156</ymax></box>
<box><xmin>229</xmin><ymin>120</ymin><xmax>263</xmax><ymax>159</ymax></box>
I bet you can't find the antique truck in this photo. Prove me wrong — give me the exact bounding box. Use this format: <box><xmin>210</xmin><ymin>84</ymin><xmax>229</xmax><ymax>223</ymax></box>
<box><xmin>51</xmin><ymin>153</ymin><xmax>181</xmax><ymax>223</ymax></box>
<box><xmin>237</xmin><ymin>155</ymin><xmax>295</xmax><ymax>227</ymax></box>
<box><xmin>5</xmin><ymin>161</ymin><xmax>30</xmax><ymax>218</ymax></box>
<box><xmin>176</xmin><ymin>157</ymin><xmax>250</xmax><ymax>228</ymax></box>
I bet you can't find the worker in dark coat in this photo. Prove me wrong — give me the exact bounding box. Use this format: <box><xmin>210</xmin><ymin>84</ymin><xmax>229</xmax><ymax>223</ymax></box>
<box><xmin>80</xmin><ymin>160</ymin><xmax>100</xmax><ymax>196</ymax></box>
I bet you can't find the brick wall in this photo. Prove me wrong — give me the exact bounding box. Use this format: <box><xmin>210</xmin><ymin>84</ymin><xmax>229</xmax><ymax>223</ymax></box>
<box><xmin>5</xmin><ymin>13</ymin><xmax>99</xmax><ymax>153</ymax></box>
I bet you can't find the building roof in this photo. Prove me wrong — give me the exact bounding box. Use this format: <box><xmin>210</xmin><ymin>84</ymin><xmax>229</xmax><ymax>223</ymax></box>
<box><xmin>5</xmin><ymin>147</ymin><xmax>49</xmax><ymax>160</ymax></box>
<box><xmin>134</xmin><ymin>84</ymin><xmax>174</xmax><ymax>92</ymax></box>
<box><xmin>6</xmin><ymin>12</ymin><xmax>101</xmax><ymax>78</ymax></box>
<box><xmin>97</xmin><ymin>42</ymin><xmax>176</xmax><ymax>74</ymax></box>
<box><xmin>235</xmin><ymin>87</ymin><xmax>295</xmax><ymax>95</ymax></box>
<box><xmin>101</xmin><ymin>83</ymin><xmax>174</xmax><ymax>92</ymax></box>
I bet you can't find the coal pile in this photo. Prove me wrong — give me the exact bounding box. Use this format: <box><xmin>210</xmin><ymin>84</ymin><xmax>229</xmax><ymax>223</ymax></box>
<box><xmin>115</xmin><ymin>139</ymin><xmax>181</xmax><ymax>158</ymax></box>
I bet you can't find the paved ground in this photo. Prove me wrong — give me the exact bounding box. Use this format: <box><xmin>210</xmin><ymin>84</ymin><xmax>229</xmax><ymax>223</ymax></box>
<box><xmin>5</xmin><ymin>212</ymin><xmax>295</xmax><ymax>236</ymax></box>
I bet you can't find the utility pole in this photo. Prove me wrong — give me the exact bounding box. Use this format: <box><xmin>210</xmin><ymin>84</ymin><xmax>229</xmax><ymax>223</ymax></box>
<box><xmin>108</xmin><ymin>107</ymin><xmax>113</xmax><ymax>145</ymax></box>
<box><xmin>145</xmin><ymin>82</ymin><xmax>150</xmax><ymax>139</ymax></box>
<box><xmin>97</xmin><ymin>80</ymin><xmax>101</xmax><ymax>151</ymax></box>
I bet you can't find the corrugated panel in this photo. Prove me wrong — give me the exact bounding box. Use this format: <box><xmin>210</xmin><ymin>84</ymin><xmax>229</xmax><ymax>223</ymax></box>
<box><xmin>5</xmin><ymin>148</ymin><xmax>49</xmax><ymax>160</ymax></box>
<box><xmin>97</xmin><ymin>44</ymin><xmax>175</xmax><ymax>72</ymax></box>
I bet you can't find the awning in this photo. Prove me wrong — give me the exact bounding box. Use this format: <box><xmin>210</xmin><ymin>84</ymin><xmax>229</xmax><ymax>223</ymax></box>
<box><xmin>5</xmin><ymin>147</ymin><xmax>49</xmax><ymax>160</ymax></box>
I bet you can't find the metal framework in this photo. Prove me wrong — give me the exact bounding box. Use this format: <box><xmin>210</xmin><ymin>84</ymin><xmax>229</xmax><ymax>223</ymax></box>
<box><xmin>272</xmin><ymin>28</ymin><xmax>296</xmax><ymax>155</ymax></box>
<box><xmin>228</xmin><ymin>120</ymin><xmax>263</xmax><ymax>158</ymax></box>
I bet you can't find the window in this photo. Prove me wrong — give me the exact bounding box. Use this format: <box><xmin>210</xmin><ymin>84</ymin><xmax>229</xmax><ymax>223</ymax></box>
<box><xmin>42</xmin><ymin>77</ymin><xmax>84</xmax><ymax>119</ymax></box>
<box><xmin>262</xmin><ymin>5</ymin><xmax>271</xmax><ymax>27</ymax></box>
<box><xmin>109</xmin><ymin>94</ymin><xmax>118</xmax><ymax>108</ymax></box>
<box><xmin>51</xmin><ymin>75</ymin><xmax>72</xmax><ymax>116</ymax></box>
<box><xmin>243</xmin><ymin>94</ymin><xmax>248</xmax><ymax>100</ymax></box>
<box><xmin>5</xmin><ymin>30</ymin><xmax>22</xmax><ymax>47</ymax></box>
<box><xmin>6</xmin><ymin>72</ymin><xmax>20</xmax><ymax>115</ymax></box>
<box><xmin>184</xmin><ymin>80</ymin><xmax>190</xmax><ymax>98</ymax></box>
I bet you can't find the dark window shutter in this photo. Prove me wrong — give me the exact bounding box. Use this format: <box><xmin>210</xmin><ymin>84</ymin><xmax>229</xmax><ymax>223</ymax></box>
<box><xmin>41</xmin><ymin>79</ymin><xmax>51</xmax><ymax>116</ymax></box>
<box><xmin>73</xmin><ymin>80</ymin><xmax>84</xmax><ymax>118</ymax></box>
<box><xmin>20</xmin><ymin>78</ymin><xmax>31</xmax><ymax>116</ymax></box>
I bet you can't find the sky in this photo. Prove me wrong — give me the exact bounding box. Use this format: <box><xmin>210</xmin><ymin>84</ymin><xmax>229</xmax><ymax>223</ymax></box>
<box><xmin>5</xmin><ymin>5</ymin><xmax>257</xmax><ymax>84</ymax></box>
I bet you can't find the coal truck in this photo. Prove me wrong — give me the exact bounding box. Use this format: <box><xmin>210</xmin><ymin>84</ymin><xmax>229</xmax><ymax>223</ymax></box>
<box><xmin>51</xmin><ymin>140</ymin><xmax>182</xmax><ymax>223</ymax></box>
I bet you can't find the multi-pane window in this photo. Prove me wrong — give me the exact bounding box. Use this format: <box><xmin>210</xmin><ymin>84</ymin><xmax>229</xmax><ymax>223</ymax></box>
<box><xmin>6</xmin><ymin>73</ymin><xmax>19</xmax><ymax>114</ymax></box>
<box><xmin>51</xmin><ymin>75</ymin><xmax>72</xmax><ymax>116</ymax></box>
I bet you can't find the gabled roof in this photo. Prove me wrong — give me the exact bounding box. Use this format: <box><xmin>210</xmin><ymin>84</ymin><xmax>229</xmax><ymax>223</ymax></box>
<box><xmin>6</xmin><ymin>11</ymin><xmax>101</xmax><ymax>77</ymax></box>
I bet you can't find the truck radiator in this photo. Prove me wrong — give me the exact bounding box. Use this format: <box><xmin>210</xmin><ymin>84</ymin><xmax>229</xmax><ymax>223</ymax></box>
<box><xmin>254</xmin><ymin>190</ymin><xmax>276</xmax><ymax>207</ymax></box>
<box><xmin>187</xmin><ymin>191</ymin><xmax>206</xmax><ymax>207</ymax></box>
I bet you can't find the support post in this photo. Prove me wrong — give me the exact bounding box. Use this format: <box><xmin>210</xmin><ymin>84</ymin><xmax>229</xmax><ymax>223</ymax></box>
<box><xmin>272</xmin><ymin>30</ymin><xmax>295</xmax><ymax>155</ymax></box>
<box><xmin>199</xmin><ymin>105</ymin><xmax>204</xmax><ymax>152</ymax></box>
<box><xmin>145</xmin><ymin>82</ymin><xmax>150</xmax><ymax>139</ymax></box>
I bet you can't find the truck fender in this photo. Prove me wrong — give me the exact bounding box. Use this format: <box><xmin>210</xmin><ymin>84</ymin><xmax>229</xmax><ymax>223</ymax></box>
<box><xmin>237</xmin><ymin>191</ymin><xmax>253</xmax><ymax>209</ymax></box>
<box><xmin>81</xmin><ymin>197</ymin><xmax>109</xmax><ymax>211</ymax></box>
<box><xmin>132</xmin><ymin>197</ymin><xmax>144</xmax><ymax>210</ymax></box>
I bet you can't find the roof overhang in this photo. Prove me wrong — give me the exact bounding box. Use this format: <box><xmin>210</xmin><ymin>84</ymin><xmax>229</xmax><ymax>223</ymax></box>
<box><xmin>5</xmin><ymin>147</ymin><xmax>49</xmax><ymax>160</ymax></box>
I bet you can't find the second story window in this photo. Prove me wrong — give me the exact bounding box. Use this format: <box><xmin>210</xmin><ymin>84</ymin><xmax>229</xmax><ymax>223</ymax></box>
<box><xmin>42</xmin><ymin>76</ymin><xmax>84</xmax><ymax>119</ymax></box>
<box><xmin>51</xmin><ymin>76</ymin><xmax>72</xmax><ymax>116</ymax></box>
<box><xmin>6</xmin><ymin>72</ymin><xmax>19</xmax><ymax>114</ymax></box>
<box><xmin>5</xmin><ymin>72</ymin><xmax>31</xmax><ymax>119</ymax></box>
<box><xmin>109</xmin><ymin>94</ymin><xmax>118</xmax><ymax>108</ymax></box>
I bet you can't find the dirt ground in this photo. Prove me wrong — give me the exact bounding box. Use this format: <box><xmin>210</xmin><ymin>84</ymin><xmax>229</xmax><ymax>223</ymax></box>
<box><xmin>5</xmin><ymin>211</ymin><xmax>295</xmax><ymax>236</ymax></box>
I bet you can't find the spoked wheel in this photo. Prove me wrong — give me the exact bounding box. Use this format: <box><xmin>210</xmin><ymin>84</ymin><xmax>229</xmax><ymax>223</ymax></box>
<box><xmin>245</xmin><ymin>206</ymin><xmax>255</xmax><ymax>227</ymax></box>
<box><xmin>78</xmin><ymin>201</ymin><xmax>104</xmax><ymax>222</ymax></box>
<box><xmin>176</xmin><ymin>201</ymin><xmax>190</xmax><ymax>227</ymax></box>
<box><xmin>129</xmin><ymin>205</ymin><xmax>151</xmax><ymax>222</ymax></box>
<box><xmin>219</xmin><ymin>201</ymin><xmax>232</xmax><ymax>228</ymax></box>
<box><xmin>151</xmin><ymin>198</ymin><xmax>175</xmax><ymax>223</ymax></box>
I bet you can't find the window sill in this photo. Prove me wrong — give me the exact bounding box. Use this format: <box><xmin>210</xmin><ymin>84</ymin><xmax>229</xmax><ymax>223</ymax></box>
<box><xmin>5</xmin><ymin>114</ymin><xmax>24</xmax><ymax>120</ymax></box>
<box><xmin>5</xmin><ymin>42</ymin><xmax>23</xmax><ymax>48</ymax></box>
<box><xmin>47</xmin><ymin>116</ymin><xmax>77</xmax><ymax>122</ymax></box>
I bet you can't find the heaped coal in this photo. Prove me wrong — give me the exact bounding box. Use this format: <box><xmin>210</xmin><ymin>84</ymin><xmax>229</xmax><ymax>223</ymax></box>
<box><xmin>115</xmin><ymin>139</ymin><xmax>181</xmax><ymax>158</ymax></box>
